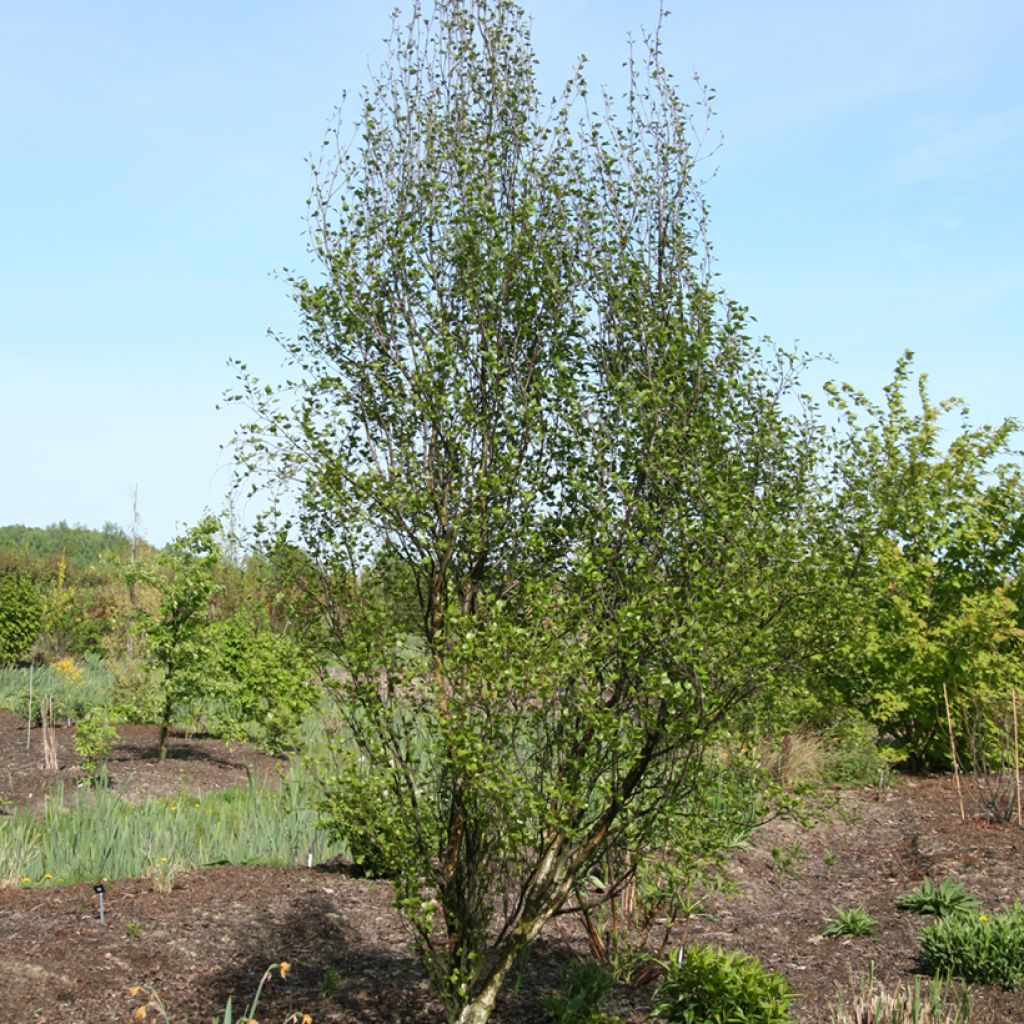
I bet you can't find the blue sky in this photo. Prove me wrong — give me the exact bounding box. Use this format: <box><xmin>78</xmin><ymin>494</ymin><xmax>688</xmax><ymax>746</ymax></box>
<box><xmin>2</xmin><ymin>1</ymin><xmax>1021</xmax><ymax>545</ymax></box>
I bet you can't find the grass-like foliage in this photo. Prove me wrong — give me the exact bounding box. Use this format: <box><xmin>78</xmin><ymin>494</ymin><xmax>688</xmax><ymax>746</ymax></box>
<box><xmin>920</xmin><ymin>903</ymin><xmax>1024</xmax><ymax>989</ymax></box>
<box><xmin>829</xmin><ymin>967</ymin><xmax>972</xmax><ymax>1024</ymax></box>
<box><xmin>823</xmin><ymin>905</ymin><xmax>878</xmax><ymax>938</ymax></box>
<box><xmin>1</xmin><ymin>768</ymin><xmax>337</xmax><ymax>888</ymax></box>
<box><xmin>653</xmin><ymin>944</ymin><xmax>795</xmax><ymax>1024</ymax></box>
<box><xmin>896</xmin><ymin>877</ymin><xmax>981</xmax><ymax>918</ymax></box>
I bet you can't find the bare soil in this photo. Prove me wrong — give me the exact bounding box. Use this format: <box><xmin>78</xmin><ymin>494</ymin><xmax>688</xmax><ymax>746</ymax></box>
<box><xmin>1</xmin><ymin>709</ymin><xmax>1023</xmax><ymax>1023</ymax></box>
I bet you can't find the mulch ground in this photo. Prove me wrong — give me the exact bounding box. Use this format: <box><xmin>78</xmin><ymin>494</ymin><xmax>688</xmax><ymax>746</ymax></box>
<box><xmin>2</xmin><ymin>708</ymin><xmax>1023</xmax><ymax>1023</ymax></box>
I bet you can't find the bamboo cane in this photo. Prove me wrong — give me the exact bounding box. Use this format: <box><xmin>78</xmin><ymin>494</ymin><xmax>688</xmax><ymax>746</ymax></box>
<box><xmin>943</xmin><ymin>681</ymin><xmax>965</xmax><ymax>821</ymax></box>
<box><xmin>26</xmin><ymin>663</ymin><xmax>33</xmax><ymax>750</ymax></box>
<box><xmin>1014</xmin><ymin>688</ymin><xmax>1021</xmax><ymax>827</ymax></box>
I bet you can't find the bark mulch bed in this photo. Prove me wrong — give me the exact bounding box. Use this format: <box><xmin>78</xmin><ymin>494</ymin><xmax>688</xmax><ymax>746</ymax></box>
<box><xmin>2</xmin><ymin>708</ymin><xmax>1023</xmax><ymax>1022</ymax></box>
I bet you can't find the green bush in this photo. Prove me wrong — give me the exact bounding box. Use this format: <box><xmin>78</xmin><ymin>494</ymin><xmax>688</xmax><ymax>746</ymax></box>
<box><xmin>541</xmin><ymin>959</ymin><xmax>619</xmax><ymax>1024</ymax></box>
<box><xmin>74</xmin><ymin>706</ymin><xmax>120</xmax><ymax>780</ymax></box>
<box><xmin>654</xmin><ymin>944</ymin><xmax>795</xmax><ymax>1024</ymax></box>
<box><xmin>920</xmin><ymin>903</ymin><xmax>1024</xmax><ymax>988</ymax></box>
<box><xmin>821</xmin><ymin>714</ymin><xmax>897</xmax><ymax>788</ymax></box>
<box><xmin>896</xmin><ymin>877</ymin><xmax>981</xmax><ymax>918</ymax></box>
<box><xmin>209</xmin><ymin>613</ymin><xmax>319</xmax><ymax>755</ymax></box>
<box><xmin>0</xmin><ymin>571</ymin><xmax>44</xmax><ymax>665</ymax></box>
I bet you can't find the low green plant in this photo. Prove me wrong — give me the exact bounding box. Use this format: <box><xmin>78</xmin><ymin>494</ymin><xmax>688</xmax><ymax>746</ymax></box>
<box><xmin>74</xmin><ymin>707</ymin><xmax>120</xmax><ymax>781</ymax></box>
<box><xmin>823</xmin><ymin>905</ymin><xmax>878</xmax><ymax>938</ymax></box>
<box><xmin>920</xmin><ymin>903</ymin><xmax>1024</xmax><ymax>988</ymax></box>
<box><xmin>895</xmin><ymin>878</ymin><xmax>981</xmax><ymax>918</ymax></box>
<box><xmin>770</xmin><ymin>842</ymin><xmax>805</xmax><ymax>878</ymax></box>
<box><xmin>824</xmin><ymin>851</ymin><xmax>838</xmax><ymax>876</ymax></box>
<box><xmin>653</xmin><ymin>944</ymin><xmax>795</xmax><ymax>1024</ymax></box>
<box><xmin>320</xmin><ymin>965</ymin><xmax>341</xmax><ymax>998</ymax></box>
<box><xmin>3</xmin><ymin>766</ymin><xmax>339</xmax><ymax>886</ymax></box>
<box><xmin>125</xmin><ymin>920</ymin><xmax>142</xmax><ymax>938</ymax></box>
<box><xmin>829</xmin><ymin>965</ymin><xmax>972</xmax><ymax>1024</ymax></box>
<box><xmin>540</xmin><ymin>959</ymin><xmax>620</xmax><ymax>1023</ymax></box>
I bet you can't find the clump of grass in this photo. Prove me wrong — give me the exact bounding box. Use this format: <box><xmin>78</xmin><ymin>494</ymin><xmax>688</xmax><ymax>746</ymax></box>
<box><xmin>823</xmin><ymin>905</ymin><xmax>878</xmax><ymax>938</ymax></box>
<box><xmin>3</xmin><ymin>765</ymin><xmax>341</xmax><ymax>887</ymax></box>
<box><xmin>829</xmin><ymin>966</ymin><xmax>971</xmax><ymax>1024</ymax></box>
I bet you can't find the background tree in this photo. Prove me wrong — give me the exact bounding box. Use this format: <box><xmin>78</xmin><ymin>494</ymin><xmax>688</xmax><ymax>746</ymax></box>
<box><xmin>233</xmin><ymin>3</ymin><xmax>841</xmax><ymax>1021</ymax></box>
<box><xmin>132</xmin><ymin>516</ymin><xmax>221</xmax><ymax>760</ymax></box>
<box><xmin>826</xmin><ymin>355</ymin><xmax>1024</xmax><ymax>769</ymax></box>
<box><xmin>0</xmin><ymin>570</ymin><xmax>44</xmax><ymax>665</ymax></box>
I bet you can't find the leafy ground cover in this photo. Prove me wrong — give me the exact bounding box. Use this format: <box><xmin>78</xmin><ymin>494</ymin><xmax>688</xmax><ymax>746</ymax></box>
<box><xmin>2</xmin><ymin>709</ymin><xmax>1024</xmax><ymax>1023</ymax></box>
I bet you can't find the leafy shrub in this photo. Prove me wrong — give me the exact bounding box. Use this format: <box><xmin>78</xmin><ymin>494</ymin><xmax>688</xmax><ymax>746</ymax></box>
<box><xmin>209</xmin><ymin>613</ymin><xmax>318</xmax><ymax>755</ymax></box>
<box><xmin>541</xmin><ymin>959</ymin><xmax>619</xmax><ymax>1024</ymax></box>
<box><xmin>73</xmin><ymin>707</ymin><xmax>120</xmax><ymax>781</ymax></box>
<box><xmin>654</xmin><ymin>944</ymin><xmax>795</xmax><ymax>1024</ymax></box>
<box><xmin>896</xmin><ymin>877</ymin><xmax>981</xmax><ymax>918</ymax></box>
<box><xmin>821</xmin><ymin>714</ymin><xmax>898</xmax><ymax>788</ymax></box>
<box><xmin>0</xmin><ymin>571</ymin><xmax>43</xmax><ymax>665</ymax></box>
<box><xmin>920</xmin><ymin>903</ymin><xmax>1024</xmax><ymax>988</ymax></box>
<box><xmin>829</xmin><ymin>967</ymin><xmax>972</xmax><ymax>1024</ymax></box>
<box><xmin>823</xmin><ymin>905</ymin><xmax>878</xmax><ymax>937</ymax></box>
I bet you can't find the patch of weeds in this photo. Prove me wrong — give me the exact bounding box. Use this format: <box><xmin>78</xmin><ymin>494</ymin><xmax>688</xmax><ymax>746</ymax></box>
<box><xmin>654</xmin><ymin>944</ymin><xmax>795</xmax><ymax>1024</ymax></box>
<box><xmin>824</xmin><ymin>850</ymin><xmax>837</xmax><ymax>876</ymax></box>
<box><xmin>920</xmin><ymin>904</ymin><xmax>1024</xmax><ymax>988</ymax></box>
<box><xmin>540</xmin><ymin>959</ymin><xmax>621</xmax><ymax>1024</ymax></box>
<box><xmin>321</xmin><ymin>965</ymin><xmax>341</xmax><ymax>998</ymax></box>
<box><xmin>770</xmin><ymin>841</ymin><xmax>806</xmax><ymax>878</ymax></box>
<box><xmin>124</xmin><ymin>921</ymin><xmax>142</xmax><ymax>939</ymax></box>
<box><xmin>895</xmin><ymin>877</ymin><xmax>981</xmax><ymax>918</ymax></box>
<box><xmin>823</xmin><ymin>905</ymin><xmax>878</xmax><ymax>938</ymax></box>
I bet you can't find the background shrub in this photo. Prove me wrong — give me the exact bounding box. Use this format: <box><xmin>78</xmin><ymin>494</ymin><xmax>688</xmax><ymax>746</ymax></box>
<box><xmin>0</xmin><ymin>571</ymin><xmax>43</xmax><ymax>665</ymax></box>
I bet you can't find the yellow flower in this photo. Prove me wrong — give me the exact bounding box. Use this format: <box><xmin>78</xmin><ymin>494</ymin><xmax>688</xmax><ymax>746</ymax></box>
<box><xmin>129</xmin><ymin>986</ymin><xmax>143</xmax><ymax>997</ymax></box>
<box><xmin>161</xmin><ymin>857</ymin><xmax>168</xmax><ymax>863</ymax></box>
<box><xmin>979</xmin><ymin>912</ymin><xmax>989</xmax><ymax>921</ymax></box>
<box><xmin>20</xmin><ymin>877</ymin><xmax>30</xmax><ymax>885</ymax></box>
<box><xmin>279</xmin><ymin>962</ymin><xmax>292</xmax><ymax>979</ymax></box>
<box><xmin>133</xmin><ymin>1006</ymin><xmax>148</xmax><ymax>1021</ymax></box>
<box><xmin>301</xmin><ymin>1015</ymin><xmax>313</xmax><ymax>1024</ymax></box>
<box><xmin>43</xmin><ymin>873</ymin><xmax>53</xmax><ymax>880</ymax></box>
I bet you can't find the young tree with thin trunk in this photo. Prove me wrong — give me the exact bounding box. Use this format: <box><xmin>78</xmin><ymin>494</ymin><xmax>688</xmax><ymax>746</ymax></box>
<box><xmin>132</xmin><ymin>516</ymin><xmax>221</xmax><ymax>760</ymax></box>
<box><xmin>232</xmin><ymin>3</ymin><xmax>837</xmax><ymax>1020</ymax></box>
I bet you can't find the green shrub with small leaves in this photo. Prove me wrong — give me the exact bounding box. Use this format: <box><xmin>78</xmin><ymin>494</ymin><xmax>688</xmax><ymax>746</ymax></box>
<box><xmin>654</xmin><ymin>944</ymin><xmax>795</xmax><ymax>1024</ymax></box>
<box><xmin>0</xmin><ymin>571</ymin><xmax>44</xmax><ymax>665</ymax></box>
<box><xmin>896</xmin><ymin>877</ymin><xmax>981</xmax><ymax>918</ymax></box>
<box><xmin>823</xmin><ymin>905</ymin><xmax>878</xmax><ymax>938</ymax></box>
<box><xmin>73</xmin><ymin>706</ymin><xmax>120</xmax><ymax>781</ymax></box>
<box><xmin>920</xmin><ymin>903</ymin><xmax>1024</xmax><ymax>988</ymax></box>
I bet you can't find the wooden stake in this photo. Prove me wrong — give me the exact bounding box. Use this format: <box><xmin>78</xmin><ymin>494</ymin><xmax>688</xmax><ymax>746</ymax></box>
<box><xmin>1014</xmin><ymin>688</ymin><xmax>1022</xmax><ymax>828</ymax></box>
<box><xmin>943</xmin><ymin>681</ymin><xmax>965</xmax><ymax>821</ymax></box>
<box><xmin>26</xmin><ymin>663</ymin><xmax>33</xmax><ymax>751</ymax></box>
